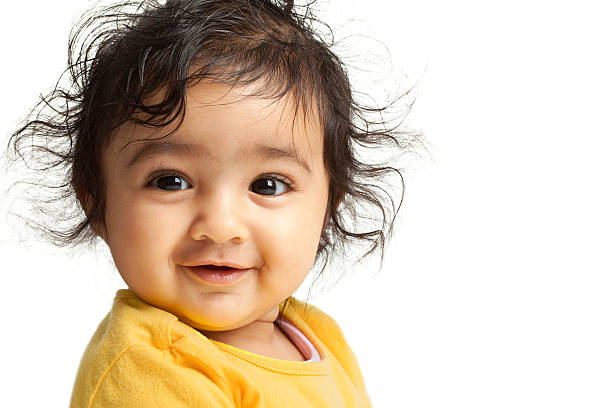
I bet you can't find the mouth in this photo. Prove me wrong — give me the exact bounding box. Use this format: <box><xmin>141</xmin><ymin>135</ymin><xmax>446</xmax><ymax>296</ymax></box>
<box><xmin>197</xmin><ymin>264</ymin><xmax>238</xmax><ymax>271</ymax></box>
<box><xmin>185</xmin><ymin>264</ymin><xmax>250</xmax><ymax>286</ymax></box>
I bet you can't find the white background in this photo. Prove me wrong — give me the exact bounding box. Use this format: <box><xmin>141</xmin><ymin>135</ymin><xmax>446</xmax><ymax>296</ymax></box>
<box><xmin>1</xmin><ymin>0</ymin><xmax>611</xmax><ymax>406</ymax></box>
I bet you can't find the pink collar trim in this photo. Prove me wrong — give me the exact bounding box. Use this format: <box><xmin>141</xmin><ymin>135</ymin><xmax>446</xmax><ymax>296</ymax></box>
<box><xmin>275</xmin><ymin>317</ymin><xmax>321</xmax><ymax>362</ymax></box>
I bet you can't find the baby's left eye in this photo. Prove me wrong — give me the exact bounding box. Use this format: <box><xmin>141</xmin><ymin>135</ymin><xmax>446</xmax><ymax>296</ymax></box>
<box><xmin>249</xmin><ymin>176</ymin><xmax>292</xmax><ymax>196</ymax></box>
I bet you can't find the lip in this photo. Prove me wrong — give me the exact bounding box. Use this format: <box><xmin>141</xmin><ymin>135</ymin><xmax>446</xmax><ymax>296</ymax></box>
<box><xmin>184</xmin><ymin>265</ymin><xmax>251</xmax><ymax>286</ymax></box>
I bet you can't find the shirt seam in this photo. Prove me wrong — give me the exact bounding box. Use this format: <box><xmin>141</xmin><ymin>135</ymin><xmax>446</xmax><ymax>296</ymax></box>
<box><xmin>88</xmin><ymin>345</ymin><xmax>137</xmax><ymax>408</ymax></box>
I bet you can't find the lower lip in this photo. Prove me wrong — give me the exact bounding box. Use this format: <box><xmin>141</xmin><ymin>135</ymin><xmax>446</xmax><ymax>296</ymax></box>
<box><xmin>186</xmin><ymin>266</ymin><xmax>250</xmax><ymax>285</ymax></box>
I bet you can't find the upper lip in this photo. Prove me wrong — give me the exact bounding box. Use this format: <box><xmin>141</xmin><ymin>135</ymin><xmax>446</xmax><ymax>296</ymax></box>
<box><xmin>183</xmin><ymin>261</ymin><xmax>251</xmax><ymax>269</ymax></box>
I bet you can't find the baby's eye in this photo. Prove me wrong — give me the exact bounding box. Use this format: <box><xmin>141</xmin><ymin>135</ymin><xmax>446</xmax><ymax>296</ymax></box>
<box><xmin>249</xmin><ymin>176</ymin><xmax>293</xmax><ymax>196</ymax></box>
<box><xmin>148</xmin><ymin>174</ymin><xmax>191</xmax><ymax>191</ymax></box>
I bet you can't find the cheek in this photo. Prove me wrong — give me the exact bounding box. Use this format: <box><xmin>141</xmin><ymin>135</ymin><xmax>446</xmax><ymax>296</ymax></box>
<box><xmin>104</xmin><ymin>190</ymin><xmax>184</xmax><ymax>272</ymax></box>
<box><xmin>255</xmin><ymin>194</ymin><xmax>328</xmax><ymax>282</ymax></box>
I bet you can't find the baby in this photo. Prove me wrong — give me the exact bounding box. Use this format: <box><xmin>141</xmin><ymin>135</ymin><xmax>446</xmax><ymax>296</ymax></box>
<box><xmin>5</xmin><ymin>0</ymin><xmax>415</xmax><ymax>406</ymax></box>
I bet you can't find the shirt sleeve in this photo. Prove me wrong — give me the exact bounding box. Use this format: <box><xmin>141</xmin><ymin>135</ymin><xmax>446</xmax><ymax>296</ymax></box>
<box><xmin>85</xmin><ymin>345</ymin><xmax>239</xmax><ymax>408</ymax></box>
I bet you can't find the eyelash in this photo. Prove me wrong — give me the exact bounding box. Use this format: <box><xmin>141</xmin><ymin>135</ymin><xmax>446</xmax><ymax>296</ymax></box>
<box><xmin>143</xmin><ymin>169</ymin><xmax>296</xmax><ymax>194</ymax></box>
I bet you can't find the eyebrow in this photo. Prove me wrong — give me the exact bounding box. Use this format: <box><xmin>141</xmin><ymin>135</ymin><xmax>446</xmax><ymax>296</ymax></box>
<box><xmin>125</xmin><ymin>140</ymin><xmax>311</xmax><ymax>173</ymax></box>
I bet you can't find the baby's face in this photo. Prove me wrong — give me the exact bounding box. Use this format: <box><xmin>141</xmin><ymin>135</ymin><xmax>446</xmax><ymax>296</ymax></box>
<box><xmin>97</xmin><ymin>81</ymin><xmax>329</xmax><ymax>331</ymax></box>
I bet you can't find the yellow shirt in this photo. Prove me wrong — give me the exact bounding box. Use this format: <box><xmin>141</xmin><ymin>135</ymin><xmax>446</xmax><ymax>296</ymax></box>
<box><xmin>70</xmin><ymin>290</ymin><xmax>372</xmax><ymax>407</ymax></box>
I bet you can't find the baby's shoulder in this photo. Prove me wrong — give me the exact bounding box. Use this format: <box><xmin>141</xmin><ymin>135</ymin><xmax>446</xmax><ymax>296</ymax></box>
<box><xmin>70</xmin><ymin>290</ymin><xmax>238</xmax><ymax>407</ymax></box>
<box><xmin>285</xmin><ymin>298</ymin><xmax>355</xmax><ymax>360</ymax></box>
<box><xmin>285</xmin><ymin>297</ymin><xmax>346</xmax><ymax>340</ymax></box>
<box><xmin>286</xmin><ymin>297</ymin><xmax>367</xmax><ymax>388</ymax></box>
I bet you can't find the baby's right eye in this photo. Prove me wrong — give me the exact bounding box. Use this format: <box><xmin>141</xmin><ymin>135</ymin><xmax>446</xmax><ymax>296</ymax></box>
<box><xmin>146</xmin><ymin>173</ymin><xmax>192</xmax><ymax>191</ymax></box>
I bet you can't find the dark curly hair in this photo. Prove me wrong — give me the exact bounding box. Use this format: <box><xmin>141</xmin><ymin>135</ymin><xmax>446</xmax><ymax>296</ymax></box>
<box><xmin>4</xmin><ymin>0</ymin><xmax>422</xmax><ymax>293</ymax></box>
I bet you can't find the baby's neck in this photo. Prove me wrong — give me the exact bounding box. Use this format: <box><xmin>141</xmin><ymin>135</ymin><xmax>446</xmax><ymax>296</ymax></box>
<box><xmin>200</xmin><ymin>314</ymin><xmax>305</xmax><ymax>361</ymax></box>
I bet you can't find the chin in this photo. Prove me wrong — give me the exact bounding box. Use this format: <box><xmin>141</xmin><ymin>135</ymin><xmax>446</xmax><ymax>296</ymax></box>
<box><xmin>176</xmin><ymin>309</ymin><xmax>248</xmax><ymax>332</ymax></box>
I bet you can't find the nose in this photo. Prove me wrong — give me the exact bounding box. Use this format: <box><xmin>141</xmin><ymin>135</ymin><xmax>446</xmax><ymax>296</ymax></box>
<box><xmin>188</xmin><ymin>187</ymin><xmax>249</xmax><ymax>244</ymax></box>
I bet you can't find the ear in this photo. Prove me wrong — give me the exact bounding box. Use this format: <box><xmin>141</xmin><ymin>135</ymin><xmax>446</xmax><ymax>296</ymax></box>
<box><xmin>75</xmin><ymin>185</ymin><xmax>107</xmax><ymax>241</ymax></box>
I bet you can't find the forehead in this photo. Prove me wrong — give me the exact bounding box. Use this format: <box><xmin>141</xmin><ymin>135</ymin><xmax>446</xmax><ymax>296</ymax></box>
<box><xmin>107</xmin><ymin>81</ymin><xmax>324</xmax><ymax>167</ymax></box>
